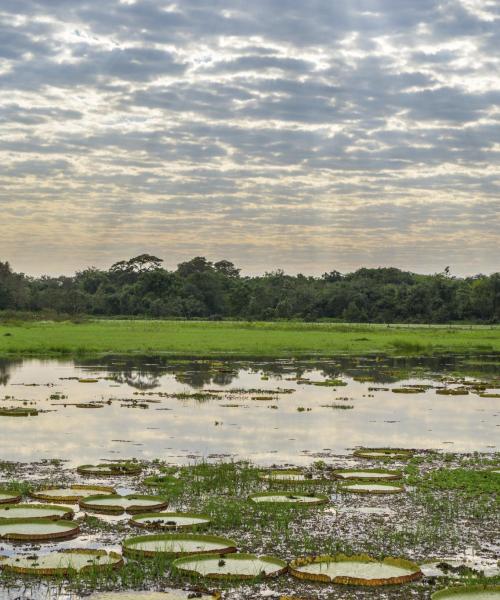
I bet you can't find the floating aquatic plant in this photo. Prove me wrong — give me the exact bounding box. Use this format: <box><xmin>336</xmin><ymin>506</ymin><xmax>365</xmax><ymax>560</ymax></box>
<box><xmin>0</xmin><ymin>492</ymin><xmax>21</xmax><ymax>505</ymax></box>
<box><xmin>289</xmin><ymin>554</ymin><xmax>422</xmax><ymax>586</ymax></box>
<box><xmin>122</xmin><ymin>533</ymin><xmax>237</xmax><ymax>559</ymax></box>
<box><xmin>143</xmin><ymin>475</ymin><xmax>179</xmax><ymax>487</ymax></box>
<box><xmin>0</xmin><ymin>548</ymin><xmax>123</xmax><ymax>576</ymax></box>
<box><xmin>0</xmin><ymin>517</ymin><xmax>79</xmax><ymax>541</ymax></box>
<box><xmin>31</xmin><ymin>484</ymin><xmax>116</xmax><ymax>503</ymax></box>
<box><xmin>130</xmin><ymin>512</ymin><xmax>211</xmax><ymax>531</ymax></box>
<box><xmin>436</xmin><ymin>388</ymin><xmax>469</xmax><ymax>396</ymax></box>
<box><xmin>172</xmin><ymin>552</ymin><xmax>287</xmax><ymax>580</ymax></box>
<box><xmin>249</xmin><ymin>492</ymin><xmax>328</xmax><ymax>506</ymax></box>
<box><xmin>0</xmin><ymin>407</ymin><xmax>38</xmax><ymax>416</ymax></box>
<box><xmin>79</xmin><ymin>494</ymin><xmax>168</xmax><ymax>515</ymax></box>
<box><xmin>0</xmin><ymin>503</ymin><xmax>73</xmax><ymax>520</ymax></box>
<box><xmin>338</xmin><ymin>481</ymin><xmax>404</xmax><ymax>494</ymax></box>
<box><xmin>259</xmin><ymin>469</ymin><xmax>324</xmax><ymax>485</ymax></box>
<box><xmin>353</xmin><ymin>448</ymin><xmax>413</xmax><ymax>460</ymax></box>
<box><xmin>332</xmin><ymin>468</ymin><xmax>402</xmax><ymax>481</ymax></box>
<box><xmin>77</xmin><ymin>462</ymin><xmax>142</xmax><ymax>476</ymax></box>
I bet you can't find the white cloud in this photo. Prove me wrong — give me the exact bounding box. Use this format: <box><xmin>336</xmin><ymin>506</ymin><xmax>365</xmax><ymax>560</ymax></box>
<box><xmin>0</xmin><ymin>0</ymin><xmax>499</xmax><ymax>276</ymax></box>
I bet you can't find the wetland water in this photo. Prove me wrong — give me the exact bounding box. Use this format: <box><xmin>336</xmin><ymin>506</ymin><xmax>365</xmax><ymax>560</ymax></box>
<box><xmin>1</xmin><ymin>354</ymin><xmax>498</xmax><ymax>464</ymax></box>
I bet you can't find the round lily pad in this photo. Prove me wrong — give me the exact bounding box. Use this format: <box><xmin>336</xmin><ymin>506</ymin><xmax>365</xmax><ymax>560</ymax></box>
<box><xmin>249</xmin><ymin>492</ymin><xmax>328</xmax><ymax>506</ymax></box>
<box><xmin>77</xmin><ymin>463</ymin><xmax>142</xmax><ymax>476</ymax></box>
<box><xmin>0</xmin><ymin>518</ymin><xmax>79</xmax><ymax>541</ymax></box>
<box><xmin>0</xmin><ymin>549</ymin><xmax>122</xmax><ymax>576</ymax></box>
<box><xmin>353</xmin><ymin>448</ymin><xmax>413</xmax><ymax>460</ymax></box>
<box><xmin>338</xmin><ymin>481</ymin><xmax>404</xmax><ymax>494</ymax></box>
<box><xmin>172</xmin><ymin>552</ymin><xmax>287</xmax><ymax>580</ymax></box>
<box><xmin>333</xmin><ymin>469</ymin><xmax>402</xmax><ymax>481</ymax></box>
<box><xmin>130</xmin><ymin>512</ymin><xmax>211</xmax><ymax>531</ymax></box>
<box><xmin>259</xmin><ymin>469</ymin><xmax>319</xmax><ymax>484</ymax></box>
<box><xmin>122</xmin><ymin>533</ymin><xmax>237</xmax><ymax>559</ymax></box>
<box><xmin>0</xmin><ymin>492</ymin><xmax>21</xmax><ymax>505</ymax></box>
<box><xmin>431</xmin><ymin>585</ymin><xmax>500</xmax><ymax>599</ymax></box>
<box><xmin>31</xmin><ymin>484</ymin><xmax>116</xmax><ymax>503</ymax></box>
<box><xmin>0</xmin><ymin>503</ymin><xmax>73</xmax><ymax>520</ymax></box>
<box><xmin>88</xmin><ymin>591</ymin><xmax>220</xmax><ymax>600</ymax></box>
<box><xmin>80</xmin><ymin>494</ymin><xmax>168</xmax><ymax>515</ymax></box>
<box><xmin>289</xmin><ymin>554</ymin><xmax>422</xmax><ymax>585</ymax></box>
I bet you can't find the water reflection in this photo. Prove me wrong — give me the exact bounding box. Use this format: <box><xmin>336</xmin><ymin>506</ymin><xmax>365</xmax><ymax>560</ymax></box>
<box><xmin>0</xmin><ymin>354</ymin><xmax>498</xmax><ymax>465</ymax></box>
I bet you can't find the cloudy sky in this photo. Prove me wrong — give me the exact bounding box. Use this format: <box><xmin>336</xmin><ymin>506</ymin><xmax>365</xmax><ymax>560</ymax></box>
<box><xmin>1</xmin><ymin>0</ymin><xmax>499</xmax><ymax>277</ymax></box>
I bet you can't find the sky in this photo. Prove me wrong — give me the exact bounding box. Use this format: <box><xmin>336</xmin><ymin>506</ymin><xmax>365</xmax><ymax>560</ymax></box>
<box><xmin>1</xmin><ymin>0</ymin><xmax>499</xmax><ymax>277</ymax></box>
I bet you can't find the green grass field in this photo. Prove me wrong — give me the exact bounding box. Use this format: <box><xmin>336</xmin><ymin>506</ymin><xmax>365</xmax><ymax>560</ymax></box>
<box><xmin>0</xmin><ymin>320</ymin><xmax>499</xmax><ymax>357</ymax></box>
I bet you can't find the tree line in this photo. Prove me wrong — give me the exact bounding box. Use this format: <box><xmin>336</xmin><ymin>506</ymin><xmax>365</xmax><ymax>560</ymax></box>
<box><xmin>1</xmin><ymin>255</ymin><xmax>499</xmax><ymax>323</ymax></box>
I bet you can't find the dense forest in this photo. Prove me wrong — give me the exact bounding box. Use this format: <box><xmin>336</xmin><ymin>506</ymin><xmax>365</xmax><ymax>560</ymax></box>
<box><xmin>1</xmin><ymin>255</ymin><xmax>499</xmax><ymax>323</ymax></box>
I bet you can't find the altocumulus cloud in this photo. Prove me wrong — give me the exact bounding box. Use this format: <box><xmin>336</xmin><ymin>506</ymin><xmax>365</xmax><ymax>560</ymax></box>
<box><xmin>0</xmin><ymin>0</ymin><xmax>499</xmax><ymax>276</ymax></box>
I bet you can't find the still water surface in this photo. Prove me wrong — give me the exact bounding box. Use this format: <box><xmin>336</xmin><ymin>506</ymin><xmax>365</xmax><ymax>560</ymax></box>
<box><xmin>0</xmin><ymin>355</ymin><xmax>498</xmax><ymax>465</ymax></box>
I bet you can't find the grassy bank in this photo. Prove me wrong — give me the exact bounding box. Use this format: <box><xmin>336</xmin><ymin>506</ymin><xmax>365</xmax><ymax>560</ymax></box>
<box><xmin>0</xmin><ymin>320</ymin><xmax>499</xmax><ymax>358</ymax></box>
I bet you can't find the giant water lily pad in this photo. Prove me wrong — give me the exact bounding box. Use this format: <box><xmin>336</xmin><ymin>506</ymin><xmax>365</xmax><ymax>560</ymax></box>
<box><xmin>353</xmin><ymin>448</ymin><xmax>413</xmax><ymax>460</ymax></box>
<box><xmin>123</xmin><ymin>533</ymin><xmax>237</xmax><ymax>559</ymax></box>
<box><xmin>172</xmin><ymin>552</ymin><xmax>287</xmax><ymax>580</ymax></box>
<box><xmin>0</xmin><ymin>503</ymin><xmax>73</xmax><ymax>520</ymax></box>
<box><xmin>88</xmin><ymin>591</ymin><xmax>220</xmax><ymax>600</ymax></box>
<box><xmin>130</xmin><ymin>512</ymin><xmax>211</xmax><ymax>531</ymax></box>
<box><xmin>338</xmin><ymin>481</ymin><xmax>404</xmax><ymax>494</ymax></box>
<box><xmin>0</xmin><ymin>548</ymin><xmax>122</xmax><ymax>576</ymax></box>
<box><xmin>249</xmin><ymin>492</ymin><xmax>328</xmax><ymax>506</ymax></box>
<box><xmin>289</xmin><ymin>554</ymin><xmax>422</xmax><ymax>586</ymax></box>
<box><xmin>77</xmin><ymin>463</ymin><xmax>142</xmax><ymax>476</ymax></box>
<box><xmin>333</xmin><ymin>469</ymin><xmax>402</xmax><ymax>481</ymax></box>
<box><xmin>0</xmin><ymin>518</ymin><xmax>79</xmax><ymax>541</ymax></box>
<box><xmin>0</xmin><ymin>492</ymin><xmax>21</xmax><ymax>505</ymax></box>
<box><xmin>80</xmin><ymin>494</ymin><xmax>168</xmax><ymax>514</ymax></box>
<box><xmin>31</xmin><ymin>484</ymin><xmax>116</xmax><ymax>503</ymax></box>
<box><xmin>259</xmin><ymin>469</ymin><xmax>321</xmax><ymax>484</ymax></box>
<box><xmin>432</xmin><ymin>585</ymin><xmax>500</xmax><ymax>599</ymax></box>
